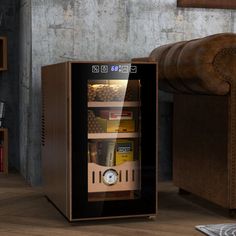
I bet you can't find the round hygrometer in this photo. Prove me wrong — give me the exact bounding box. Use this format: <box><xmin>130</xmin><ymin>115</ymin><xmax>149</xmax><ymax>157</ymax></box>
<box><xmin>103</xmin><ymin>169</ymin><xmax>118</xmax><ymax>186</ymax></box>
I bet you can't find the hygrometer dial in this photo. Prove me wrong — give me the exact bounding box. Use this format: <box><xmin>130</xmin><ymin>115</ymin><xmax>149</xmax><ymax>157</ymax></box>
<box><xmin>103</xmin><ymin>169</ymin><xmax>118</xmax><ymax>186</ymax></box>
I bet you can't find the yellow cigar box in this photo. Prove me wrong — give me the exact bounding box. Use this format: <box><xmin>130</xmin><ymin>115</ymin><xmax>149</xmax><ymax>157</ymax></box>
<box><xmin>115</xmin><ymin>140</ymin><xmax>134</xmax><ymax>165</ymax></box>
<box><xmin>96</xmin><ymin>117</ymin><xmax>135</xmax><ymax>133</ymax></box>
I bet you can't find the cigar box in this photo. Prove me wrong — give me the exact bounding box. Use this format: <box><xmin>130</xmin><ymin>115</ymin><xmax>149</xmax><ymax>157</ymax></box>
<box><xmin>115</xmin><ymin>140</ymin><xmax>134</xmax><ymax>165</ymax></box>
<box><xmin>99</xmin><ymin>110</ymin><xmax>133</xmax><ymax>120</ymax></box>
<box><xmin>96</xmin><ymin>117</ymin><xmax>135</xmax><ymax>133</ymax></box>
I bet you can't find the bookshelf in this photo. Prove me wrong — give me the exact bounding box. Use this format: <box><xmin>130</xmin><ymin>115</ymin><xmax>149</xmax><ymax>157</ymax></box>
<box><xmin>0</xmin><ymin>128</ymin><xmax>8</xmax><ymax>174</ymax></box>
<box><xmin>0</xmin><ymin>37</ymin><xmax>7</xmax><ymax>71</ymax></box>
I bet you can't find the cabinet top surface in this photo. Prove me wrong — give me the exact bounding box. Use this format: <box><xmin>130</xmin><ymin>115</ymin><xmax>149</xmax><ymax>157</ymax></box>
<box><xmin>42</xmin><ymin>61</ymin><xmax>157</xmax><ymax>68</ymax></box>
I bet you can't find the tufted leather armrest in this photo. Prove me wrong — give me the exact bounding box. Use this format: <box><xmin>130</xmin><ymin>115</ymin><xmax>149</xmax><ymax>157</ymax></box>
<box><xmin>149</xmin><ymin>33</ymin><xmax>236</xmax><ymax>95</ymax></box>
<box><xmin>132</xmin><ymin>33</ymin><xmax>236</xmax><ymax>210</ymax></box>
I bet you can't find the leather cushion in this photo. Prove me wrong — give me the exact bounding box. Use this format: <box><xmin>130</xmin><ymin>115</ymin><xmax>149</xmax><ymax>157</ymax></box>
<box><xmin>150</xmin><ymin>33</ymin><xmax>236</xmax><ymax>95</ymax></box>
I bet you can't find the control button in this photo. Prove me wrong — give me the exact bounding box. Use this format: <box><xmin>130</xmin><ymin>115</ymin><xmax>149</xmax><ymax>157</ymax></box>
<box><xmin>101</xmin><ymin>65</ymin><xmax>108</xmax><ymax>73</ymax></box>
<box><xmin>92</xmin><ymin>65</ymin><xmax>99</xmax><ymax>73</ymax></box>
<box><xmin>121</xmin><ymin>65</ymin><xmax>129</xmax><ymax>73</ymax></box>
<box><xmin>130</xmin><ymin>66</ymin><xmax>137</xmax><ymax>73</ymax></box>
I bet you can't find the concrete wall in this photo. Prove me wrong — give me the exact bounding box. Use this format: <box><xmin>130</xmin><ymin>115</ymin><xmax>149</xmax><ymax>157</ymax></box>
<box><xmin>0</xmin><ymin>0</ymin><xmax>19</xmax><ymax>170</ymax></box>
<box><xmin>19</xmin><ymin>0</ymin><xmax>31</xmax><ymax>181</ymax></box>
<box><xmin>20</xmin><ymin>0</ymin><xmax>236</xmax><ymax>185</ymax></box>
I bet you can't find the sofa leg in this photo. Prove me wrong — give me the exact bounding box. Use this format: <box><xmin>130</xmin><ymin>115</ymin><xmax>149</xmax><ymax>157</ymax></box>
<box><xmin>178</xmin><ymin>188</ymin><xmax>190</xmax><ymax>195</ymax></box>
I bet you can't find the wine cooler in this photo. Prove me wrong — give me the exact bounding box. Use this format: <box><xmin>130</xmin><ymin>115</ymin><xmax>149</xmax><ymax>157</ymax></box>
<box><xmin>42</xmin><ymin>61</ymin><xmax>157</xmax><ymax>221</ymax></box>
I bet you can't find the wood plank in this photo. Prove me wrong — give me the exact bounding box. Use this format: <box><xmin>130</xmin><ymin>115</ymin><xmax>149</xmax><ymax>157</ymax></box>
<box><xmin>177</xmin><ymin>0</ymin><xmax>236</xmax><ymax>9</ymax></box>
<box><xmin>0</xmin><ymin>37</ymin><xmax>7</xmax><ymax>71</ymax></box>
<box><xmin>0</xmin><ymin>174</ymin><xmax>235</xmax><ymax>235</ymax></box>
<box><xmin>88</xmin><ymin>132</ymin><xmax>140</xmax><ymax>139</ymax></box>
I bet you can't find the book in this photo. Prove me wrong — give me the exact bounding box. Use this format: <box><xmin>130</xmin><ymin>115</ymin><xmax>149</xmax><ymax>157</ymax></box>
<box><xmin>0</xmin><ymin>146</ymin><xmax>3</xmax><ymax>172</ymax></box>
<box><xmin>0</xmin><ymin>101</ymin><xmax>5</xmax><ymax>128</ymax></box>
<box><xmin>0</xmin><ymin>101</ymin><xmax>5</xmax><ymax>119</ymax></box>
<box><xmin>99</xmin><ymin>110</ymin><xmax>133</xmax><ymax>120</ymax></box>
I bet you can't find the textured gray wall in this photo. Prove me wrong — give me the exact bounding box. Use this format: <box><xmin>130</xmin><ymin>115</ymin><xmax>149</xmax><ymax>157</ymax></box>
<box><xmin>19</xmin><ymin>0</ymin><xmax>31</xmax><ymax>181</ymax></box>
<box><xmin>20</xmin><ymin>0</ymin><xmax>236</xmax><ymax>185</ymax></box>
<box><xmin>0</xmin><ymin>0</ymin><xmax>19</xmax><ymax>170</ymax></box>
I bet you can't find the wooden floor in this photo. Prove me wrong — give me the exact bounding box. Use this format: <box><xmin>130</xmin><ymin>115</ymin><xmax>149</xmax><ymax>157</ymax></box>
<box><xmin>0</xmin><ymin>174</ymin><xmax>235</xmax><ymax>236</ymax></box>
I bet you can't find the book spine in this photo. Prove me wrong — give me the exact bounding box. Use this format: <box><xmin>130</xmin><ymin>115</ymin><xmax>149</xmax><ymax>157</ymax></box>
<box><xmin>0</xmin><ymin>146</ymin><xmax>3</xmax><ymax>172</ymax></box>
<box><xmin>0</xmin><ymin>102</ymin><xmax>5</xmax><ymax>119</ymax></box>
<box><xmin>0</xmin><ymin>103</ymin><xmax>3</xmax><ymax>119</ymax></box>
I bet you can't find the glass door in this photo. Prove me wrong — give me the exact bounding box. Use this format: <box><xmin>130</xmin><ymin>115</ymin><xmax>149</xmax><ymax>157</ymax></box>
<box><xmin>87</xmin><ymin>79</ymin><xmax>141</xmax><ymax>202</ymax></box>
<box><xmin>71</xmin><ymin>62</ymin><xmax>157</xmax><ymax>220</ymax></box>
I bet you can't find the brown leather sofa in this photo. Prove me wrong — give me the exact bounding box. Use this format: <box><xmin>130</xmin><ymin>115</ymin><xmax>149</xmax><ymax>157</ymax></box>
<box><xmin>135</xmin><ymin>33</ymin><xmax>236</xmax><ymax>212</ymax></box>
